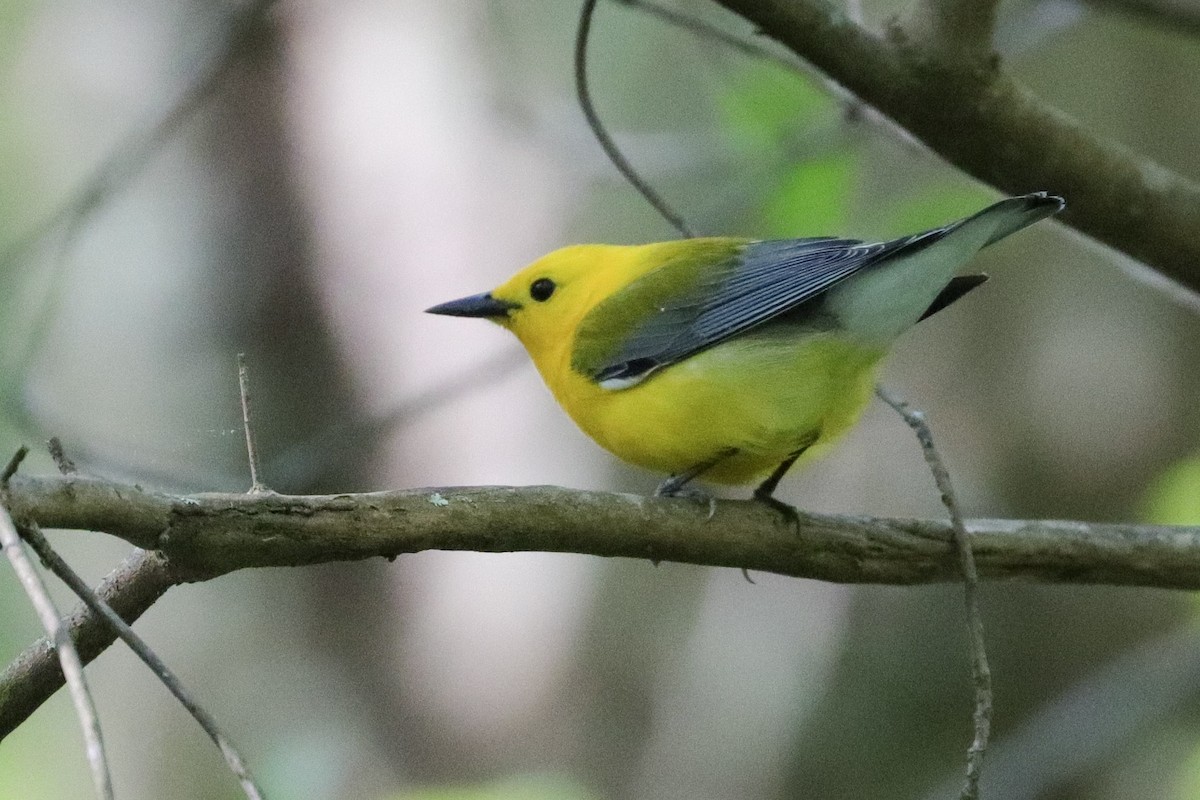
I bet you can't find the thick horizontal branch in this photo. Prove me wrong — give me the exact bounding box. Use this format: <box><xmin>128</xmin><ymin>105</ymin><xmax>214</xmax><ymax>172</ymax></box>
<box><xmin>713</xmin><ymin>0</ymin><xmax>1200</xmax><ymax>296</ymax></box>
<box><xmin>4</xmin><ymin>474</ymin><xmax>1200</xmax><ymax>589</ymax></box>
<box><xmin>2</xmin><ymin>472</ymin><xmax>1197</xmax><ymax>738</ymax></box>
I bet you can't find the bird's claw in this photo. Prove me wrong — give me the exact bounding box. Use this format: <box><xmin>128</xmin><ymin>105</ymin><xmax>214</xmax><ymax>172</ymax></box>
<box><xmin>656</xmin><ymin>481</ymin><xmax>718</xmax><ymax>520</ymax></box>
<box><xmin>753</xmin><ymin>490</ymin><xmax>801</xmax><ymax>532</ymax></box>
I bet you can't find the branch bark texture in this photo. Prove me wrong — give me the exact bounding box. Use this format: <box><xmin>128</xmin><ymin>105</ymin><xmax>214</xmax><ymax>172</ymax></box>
<box><xmin>1</xmin><ymin>472</ymin><xmax>1198</xmax><ymax>739</ymax></box>
<box><xmin>4</xmin><ymin>474</ymin><xmax>1199</xmax><ymax>588</ymax></box>
<box><xmin>712</xmin><ymin>0</ymin><xmax>1200</xmax><ymax>296</ymax></box>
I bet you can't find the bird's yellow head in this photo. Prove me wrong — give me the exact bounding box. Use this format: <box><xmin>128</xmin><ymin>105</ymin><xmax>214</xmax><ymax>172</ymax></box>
<box><xmin>426</xmin><ymin>243</ymin><xmax>656</xmax><ymax>365</ymax></box>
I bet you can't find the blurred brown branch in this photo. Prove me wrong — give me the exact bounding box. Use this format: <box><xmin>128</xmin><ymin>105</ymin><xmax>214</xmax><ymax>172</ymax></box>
<box><xmin>2</xmin><ymin>472</ymin><xmax>1199</xmax><ymax>739</ymax></box>
<box><xmin>1088</xmin><ymin>0</ymin><xmax>1200</xmax><ymax>38</ymax></box>
<box><xmin>712</xmin><ymin>0</ymin><xmax>1200</xmax><ymax>296</ymax></box>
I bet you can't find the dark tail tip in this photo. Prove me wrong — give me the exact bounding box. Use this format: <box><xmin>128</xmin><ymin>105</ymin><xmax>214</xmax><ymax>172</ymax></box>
<box><xmin>980</xmin><ymin>191</ymin><xmax>1065</xmax><ymax>247</ymax></box>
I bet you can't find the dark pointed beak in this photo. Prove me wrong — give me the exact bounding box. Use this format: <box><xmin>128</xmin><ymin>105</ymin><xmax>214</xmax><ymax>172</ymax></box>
<box><xmin>425</xmin><ymin>292</ymin><xmax>519</xmax><ymax>318</ymax></box>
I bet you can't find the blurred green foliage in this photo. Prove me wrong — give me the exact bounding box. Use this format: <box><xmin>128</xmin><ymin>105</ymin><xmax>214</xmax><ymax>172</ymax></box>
<box><xmin>716</xmin><ymin>63</ymin><xmax>832</xmax><ymax>153</ymax></box>
<box><xmin>1145</xmin><ymin>456</ymin><xmax>1200</xmax><ymax>526</ymax></box>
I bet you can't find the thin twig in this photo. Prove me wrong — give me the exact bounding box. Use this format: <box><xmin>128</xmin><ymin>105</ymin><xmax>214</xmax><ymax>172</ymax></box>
<box><xmin>575</xmin><ymin>0</ymin><xmax>696</xmax><ymax>237</ymax></box>
<box><xmin>876</xmin><ymin>385</ymin><xmax>991</xmax><ymax>800</ymax></box>
<box><xmin>0</xmin><ymin>549</ymin><xmax>178</xmax><ymax>741</ymax></box>
<box><xmin>237</xmin><ymin>353</ymin><xmax>269</xmax><ymax>494</ymax></box>
<box><xmin>923</xmin><ymin>621</ymin><xmax>1200</xmax><ymax>800</ymax></box>
<box><xmin>1</xmin><ymin>446</ymin><xmax>28</xmax><ymax>483</ymax></box>
<box><xmin>0</xmin><ymin>452</ymin><xmax>113</xmax><ymax>800</ymax></box>
<box><xmin>19</xmin><ymin>523</ymin><xmax>266</xmax><ymax>800</ymax></box>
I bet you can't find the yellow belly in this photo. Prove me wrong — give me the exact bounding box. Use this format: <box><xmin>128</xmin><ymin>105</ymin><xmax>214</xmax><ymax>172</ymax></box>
<box><xmin>542</xmin><ymin>333</ymin><xmax>885</xmax><ymax>485</ymax></box>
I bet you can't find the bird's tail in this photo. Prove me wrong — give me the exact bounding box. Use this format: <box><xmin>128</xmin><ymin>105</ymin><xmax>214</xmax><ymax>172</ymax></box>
<box><xmin>975</xmin><ymin>192</ymin><xmax>1065</xmax><ymax>248</ymax></box>
<box><xmin>827</xmin><ymin>191</ymin><xmax>1063</xmax><ymax>342</ymax></box>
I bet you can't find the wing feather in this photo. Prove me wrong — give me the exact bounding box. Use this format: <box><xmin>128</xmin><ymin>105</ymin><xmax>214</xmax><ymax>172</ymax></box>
<box><xmin>588</xmin><ymin>236</ymin><xmax>909</xmax><ymax>386</ymax></box>
<box><xmin>581</xmin><ymin>192</ymin><xmax>1062</xmax><ymax>388</ymax></box>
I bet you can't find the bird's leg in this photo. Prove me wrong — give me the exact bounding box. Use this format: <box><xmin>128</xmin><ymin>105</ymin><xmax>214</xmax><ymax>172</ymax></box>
<box><xmin>753</xmin><ymin>452</ymin><xmax>803</xmax><ymax>501</ymax></box>
<box><xmin>656</xmin><ymin>448</ymin><xmax>737</xmax><ymax>519</ymax></box>
<box><xmin>656</xmin><ymin>449</ymin><xmax>737</xmax><ymax>496</ymax></box>
<box><xmin>753</xmin><ymin>432</ymin><xmax>819</xmax><ymax>529</ymax></box>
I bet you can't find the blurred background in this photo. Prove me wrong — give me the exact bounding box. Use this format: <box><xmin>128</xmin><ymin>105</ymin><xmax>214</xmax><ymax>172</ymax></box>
<box><xmin>1</xmin><ymin>0</ymin><xmax>1199</xmax><ymax>798</ymax></box>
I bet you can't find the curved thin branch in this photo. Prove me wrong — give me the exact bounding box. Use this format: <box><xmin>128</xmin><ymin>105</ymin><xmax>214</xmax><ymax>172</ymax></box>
<box><xmin>711</xmin><ymin>0</ymin><xmax>1200</xmax><ymax>297</ymax></box>
<box><xmin>576</xmin><ymin>0</ymin><xmax>696</xmax><ymax>237</ymax></box>
<box><xmin>878</xmin><ymin>387</ymin><xmax>991</xmax><ymax>800</ymax></box>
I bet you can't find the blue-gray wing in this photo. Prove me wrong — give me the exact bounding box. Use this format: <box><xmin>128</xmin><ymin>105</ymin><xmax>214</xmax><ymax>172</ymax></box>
<box><xmin>591</xmin><ymin>230</ymin><xmax>947</xmax><ymax>388</ymax></box>
<box><xmin>587</xmin><ymin>191</ymin><xmax>1063</xmax><ymax>388</ymax></box>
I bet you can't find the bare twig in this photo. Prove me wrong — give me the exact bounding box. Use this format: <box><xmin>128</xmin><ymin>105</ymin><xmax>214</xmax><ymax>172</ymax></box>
<box><xmin>923</xmin><ymin>621</ymin><xmax>1200</xmax><ymax>800</ymax></box>
<box><xmin>0</xmin><ymin>453</ymin><xmax>113</xmax><ymax>800</ymax></box>
<box><xmin>237</xmin><ymin>353</ymin><xmax>269</xmax><ymax>493</ymax></box>
<box><xmin>575</xmin><ymin>0</ymin><xmax>696</xmax><ymax>237</ymax></box>
<box><xmin>19</xmin><ymin>523</ymin><xmax>265</xmax><ymax>800</ymax></box>
<box><xmin>876</xmin><ymin>385</ymin><xmax>991</xmax><ymax>800</ymax></box>
<box><xmin>0</xmin><ymin>549</ymin><xmax>178</xmax><ymax>740</ymax></box>
<box><xmin>1</xmin><ymin>446</ymin><xmax>28</xmax><ymax>483</ymax></box>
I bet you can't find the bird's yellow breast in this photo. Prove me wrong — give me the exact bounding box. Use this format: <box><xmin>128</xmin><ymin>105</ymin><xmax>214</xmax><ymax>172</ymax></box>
<box><xmin>532</xmin><ymin>328</ymin><xmax>884</xmax><ymax>484</ymax></box>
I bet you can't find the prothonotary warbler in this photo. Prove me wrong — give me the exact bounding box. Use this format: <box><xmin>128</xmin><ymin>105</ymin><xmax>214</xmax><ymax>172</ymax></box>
<box><xmin>427</xmin><ymin>192</ymin><xmax>1063</xmax><ymax>509</ymax></box>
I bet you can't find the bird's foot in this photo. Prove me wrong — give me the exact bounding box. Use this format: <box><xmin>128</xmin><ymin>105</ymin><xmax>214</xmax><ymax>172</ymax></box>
<box><xmin>655</xmin><ymin>479</ymin><xmax>718</xmax><ymax>520</ymax></box>
<box><xmin>753</xmin><ymin>488</ymin><xmax>800</xmax><ymax>532</ymax></box>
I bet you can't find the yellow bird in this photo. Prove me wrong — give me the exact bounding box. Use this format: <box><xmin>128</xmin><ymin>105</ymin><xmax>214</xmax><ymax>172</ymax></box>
<box><xmin>427</xmin><ymin>193</ymin><xmax>1063</xmax><ymax>507</ymax></box>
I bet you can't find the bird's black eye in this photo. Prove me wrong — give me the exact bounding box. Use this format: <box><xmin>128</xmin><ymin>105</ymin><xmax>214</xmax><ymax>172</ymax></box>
<box><xmin>530</xmin><ymin>278</ymin><xmax>556</xmax><ymax>302</ymax></box>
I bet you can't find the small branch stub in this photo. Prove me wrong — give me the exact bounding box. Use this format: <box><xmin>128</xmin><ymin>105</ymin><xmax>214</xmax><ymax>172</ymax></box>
<box><xmin>237</xmin><ymin>353</ymin><xmax>269</xmax><ymax>494</ymax></box>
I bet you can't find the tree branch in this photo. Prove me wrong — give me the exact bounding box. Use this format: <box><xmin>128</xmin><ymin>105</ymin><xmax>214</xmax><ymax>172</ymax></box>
<box><xmin>0</xmin><ymin>549</ymin><xmax>179</xmax><ymax>739</ymax></box>
<box><xmin>711</xmin><ymin>0</ymin><xmax>1200</xmax><ymax>297</ymax></box>
<box><xmin>1088</xmin><ymin>0</ymin><xmax>1200</xmax><ymax>39</ymax></box>
<box><xmin>2</xmin><ymin>472</ymin><xmax>1199</xmax><ymax>739</ymax></box>
<box><xmin>3</xmin><ymin>474</ymin><xmax>1199</xmax><ymax>588</ymax></box>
